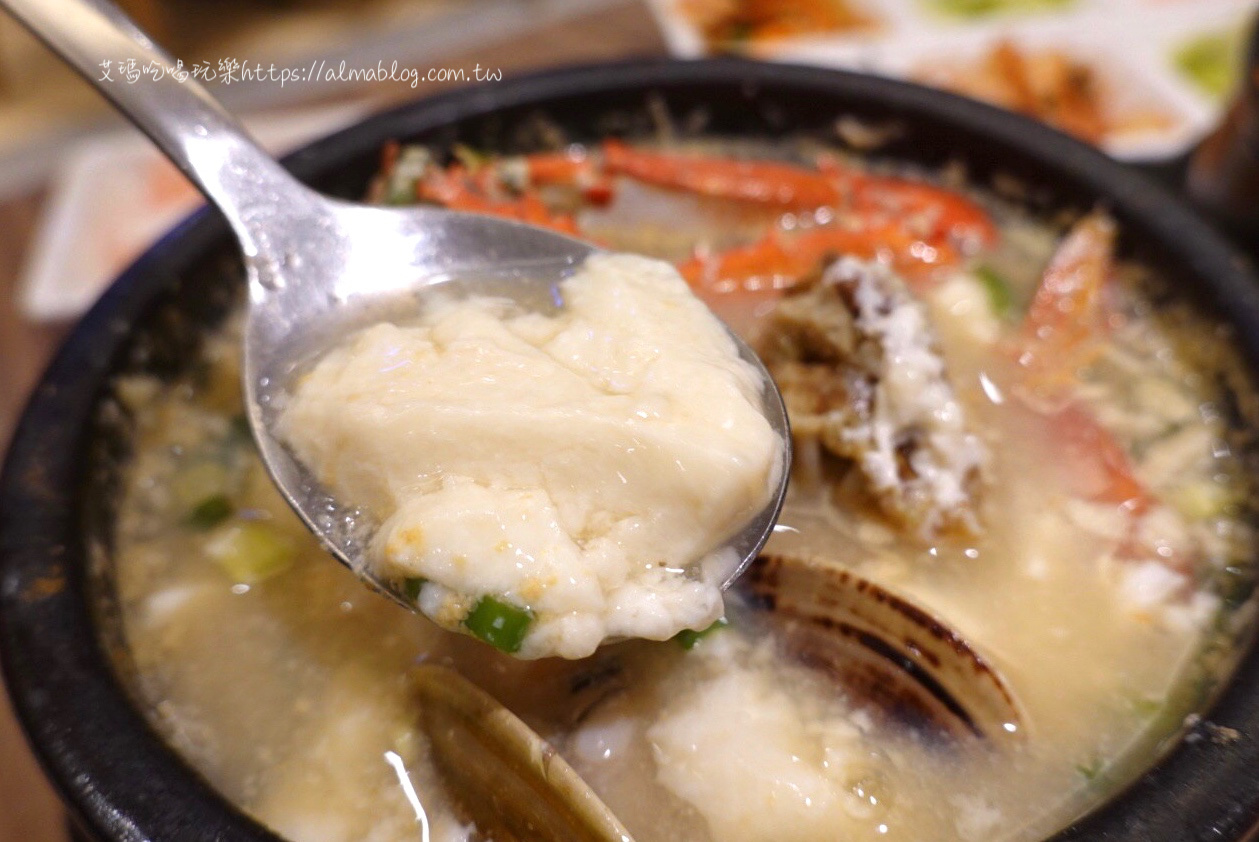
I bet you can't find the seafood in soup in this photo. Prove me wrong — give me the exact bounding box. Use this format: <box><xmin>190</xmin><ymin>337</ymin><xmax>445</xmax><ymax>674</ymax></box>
<box><xmin>107</xmin><ymin>136</ymin><xmax>1256</xmax><ymax>842</ymax></box>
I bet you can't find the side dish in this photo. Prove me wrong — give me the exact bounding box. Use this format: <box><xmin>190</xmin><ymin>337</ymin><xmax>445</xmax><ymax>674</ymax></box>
<box><xmin>109</xmin><ymin>134</ymin><xmax>1256</xmax><ymax>842</ymax></box>
<box><xmin>916</xmin><ymin>40</ymin><xmax>1175</xmax><ymax>147</ymax></box>
<box><xmin>673</xmin><ymin>0</ymin><xmax>876</xmax><ymax>50</ymax></box>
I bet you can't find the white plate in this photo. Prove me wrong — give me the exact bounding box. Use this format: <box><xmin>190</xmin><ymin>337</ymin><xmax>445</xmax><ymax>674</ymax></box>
<box><xmin>19</xmin><ymin>105</ymin><xmax>364</xmax><ymax>322</ymax></box>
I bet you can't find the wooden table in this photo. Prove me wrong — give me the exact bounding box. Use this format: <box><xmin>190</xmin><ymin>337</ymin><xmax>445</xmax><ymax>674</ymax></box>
<box><xmin>0</xmin><ymin>5</ymin><xmax>666</xmax><ymax>840</ymax></box>
<box><xmin>0</xmin><ymin>186</ymin><xmax>69</xmax><ymax>842</ymax></box>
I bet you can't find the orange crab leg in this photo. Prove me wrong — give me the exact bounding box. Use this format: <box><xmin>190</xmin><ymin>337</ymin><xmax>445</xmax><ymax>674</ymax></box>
<box><xmin>817</xmin><ymin>224</ymin><xmax>962</xmax><ymax>276</ymax></box>
<box><xmin>415</xmin><ymin>163</ymin><xmax>470</xmax><ymax>204</ymax></box>
<box><xmin>679</xmin><ymin>235</ymin><xmax>810</xmax><ymax>291</ymax></box>
<box><xmin>820</xmin><ymin>158</ymin><xmax>999</xmax><ymax>248</ymax></box>
<box><xmin>523</xmin><ymin>150</ymin><xmax>589</xmax><ymax>183</ymax></box>
<box><xmin>505</xmin><ymin>150</ymin><xmax>615</xmax><ymax>205</ymax></box>
<box><xmin>1048</xmin><ymin>400</ymin><xmax>1170</xmax><ymax>572</ymax></box>
<box><xmin>679</xmin><ymin>222</ymin><xmax>962</xmax><ymax>293</ymax></box>
<box><xmin>417</xmin><ymin>165</ymin><xmax>580</xmax><ymax>235</ymax></box>
<box><xmin>1052</xmin><ymin>403</ymin><xmax>1153</xmax><ymax>515</ymax></box>
<box><xmin>1041</xmin><ymin>399</ymin><xmax>1187</xmax><ymax>574</ymax></box>
<box><xmin>791</xmin><ymin>224</ymin><xmax>961</xmax><ymax>278</ymax></box>
<box><xmin>1015</xmin><ymin>212</ymin><xmax>1116</xmax><ymax>392</ymax></box>
<box><xmin>602</xmin><ymin>139</ymin><xmax>843</xmax><ymax>210</ymax></box>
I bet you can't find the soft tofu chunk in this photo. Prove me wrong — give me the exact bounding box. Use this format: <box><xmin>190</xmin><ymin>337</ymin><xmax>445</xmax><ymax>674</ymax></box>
<box><xmin>280</xmin><ymin>253</ymin><xmax>780</xmax><ymax>658</ymax></box>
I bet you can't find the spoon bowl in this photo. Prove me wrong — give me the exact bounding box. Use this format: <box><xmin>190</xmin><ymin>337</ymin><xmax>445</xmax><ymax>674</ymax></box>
<box><xmin>244</xmin><ymin>201</ymin><xmax>791</xmax><ymax>605</ymax></box>
<box><xmin>1</xmin><ymin>0</ymin><xmax>790</xmax><ymax>608</ymax></box>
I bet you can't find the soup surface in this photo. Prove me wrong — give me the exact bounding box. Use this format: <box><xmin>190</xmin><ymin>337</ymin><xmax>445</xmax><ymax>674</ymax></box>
<box><xmin>107</xmin><ymin>136</ymin><xmax>1257</xmax><ymax>842</ymax></box>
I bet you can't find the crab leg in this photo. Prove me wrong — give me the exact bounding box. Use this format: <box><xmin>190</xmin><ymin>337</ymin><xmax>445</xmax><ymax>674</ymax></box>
<box><xmin>497</xmin><ymin>150</ymin><xmax>615</xmax><ymax>205</ymax></box>
<box><xmin>601</xmin><ymin>139</ymin><xmax>843</xmax><ymax>210</ymax></box>
<box><xmin>820</xmin><ymin>157</ymin><xmax>999</xmax><ymax>248</ymax></box>
<box><xmin>1008</xmin><ymin>214</ymin><xmax>1158</xmax><ymax>515</ymax></box>
<box><xmin>416</xmin><ymin>164</ymin><xmax>582</xmax><ymax>235</ymax></box>
<box><xmin>679</xmin><ymin>222</ymin><xmax>961</xmax><ymax>293</ymax></box>
<box><xmin>1015</xmin><ymin>212</ymin><xmax>1116</xmax><ymax>392</ymax></box>
<box><xmin>679</xmin><ymin>234</ymin><xmax>809</xmax><ymax>291</ymax></box>
<box><xmin>1051</xmin><ymin>403</ymin><xmax>1153</xmax><ymax>515</ymax></box>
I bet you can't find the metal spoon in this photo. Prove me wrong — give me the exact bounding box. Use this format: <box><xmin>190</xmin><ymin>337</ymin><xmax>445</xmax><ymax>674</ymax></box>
<box><xmin>2</xmin><ymin>0</ymin><xmax>790</xmax><ymax>608</ymax></box>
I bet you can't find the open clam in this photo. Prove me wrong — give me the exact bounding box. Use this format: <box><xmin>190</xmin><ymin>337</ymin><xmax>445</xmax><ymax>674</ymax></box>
<box><xmin>411</xmin><ymin>553</ymin><xmax>1023</xmax><ymax>841</ymax></box>
<box><xmin>412</xmin><ymin>663</ymin><xmax>634</xmax><ymax>842</ymax></box>
<box><xmin>741</xmin><ymin>552</ymin><xmax>1026</xmax><ymax>744</ymax></box>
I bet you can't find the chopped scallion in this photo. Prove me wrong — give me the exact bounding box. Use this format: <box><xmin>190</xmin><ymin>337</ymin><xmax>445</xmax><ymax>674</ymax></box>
<box><xmin>171</xmin><ymin>460</ymin><xmax>231</xmax><ymax>512</ymax></box>
<box><xmin>452</xmin><ymin>143</ymin><xmax>489</xmax><ymax>171</ymax></box>
<box><xmin>1171</xmin><ymin>479</ymin><xmax>1234</xmax><ymax>520</ymax></box>
<box><xmin>1127</xmin><ymin>695</ymin><xmax>1163</xmax><ymax>718</ymax></box>
<box><xmin>205</xmin><ymin>521</ymin><xmax>298</xmax><ymax>585</ymax></box>
<box><xmin>975</xmin><ymin>265</ymin><xmax>1014</xmax><ymax>320</ymax></box>
<box><xmin>1075</xmin><ymin>755</ymin><xmax>1105</xmax><ymax>782</ymax></box>
<box><xmin>402</xmin><ymin>577</ymin><xmax>427</xmax><ymax>604</ymax></box>
<box><xmin>385</xmin><ymin>146</ymin><xmax>430</xmax><ymax>205</ymax></box>
<box><xmin>228</xmin><ymin>414</ymin><xmax>253</xmax><ymax>444</ymax></box>
<box><xmin>674</xmin><ymin>617</ymin><xmax>729</xmax><ymax>650</ymax></box>
<box><xmin>464</xmin><ymin>596</ymin><xmax>534</xmax><ymax>654</ymax></box>
<box><xmin>187</xmin><ymin>494</ymin><xmax>234</xmax><ymax>530</ymax></box>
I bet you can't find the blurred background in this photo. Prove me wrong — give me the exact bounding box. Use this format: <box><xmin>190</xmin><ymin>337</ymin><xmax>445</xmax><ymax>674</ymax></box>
<box><xmin>0</xmin><ymin>0</ymin><xmax>1255</xmax><ymax>839</ymax></box>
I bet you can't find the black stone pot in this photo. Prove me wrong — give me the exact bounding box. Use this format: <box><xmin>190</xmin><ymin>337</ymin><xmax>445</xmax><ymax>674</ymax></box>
<box><xmin>4</xmin><ymin>59</ymin><xmax>1259</xmax><ymax>842</ymax></box>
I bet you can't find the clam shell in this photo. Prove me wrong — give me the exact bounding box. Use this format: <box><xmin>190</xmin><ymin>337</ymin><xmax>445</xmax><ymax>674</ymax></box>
<box><xmin>743</xmin><ymin>553</ymin><xmax>1026</xmax><ymax>743</ymax></box>
<box><xmin>413</xmin><ymin>663</ymin><xmax>634</xmax><ymax>842</ymax></box>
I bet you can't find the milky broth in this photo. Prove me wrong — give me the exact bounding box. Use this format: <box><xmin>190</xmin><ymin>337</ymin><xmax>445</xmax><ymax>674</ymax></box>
<box><xmin>108</xmin><ymin>149</ymin><xmax>1256</xmax><ymax>842</ymax></box>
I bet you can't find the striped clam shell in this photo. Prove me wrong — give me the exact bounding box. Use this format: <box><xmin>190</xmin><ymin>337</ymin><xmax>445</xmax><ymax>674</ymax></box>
<box><xmin>742</xmin><ymin>553</ymin><xmax>1025</xmax><ymax>744</ymax></box>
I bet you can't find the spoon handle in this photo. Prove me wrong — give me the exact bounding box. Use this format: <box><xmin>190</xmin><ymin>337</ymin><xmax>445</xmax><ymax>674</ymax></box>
<box><xmin>0</xmin><ymin>0</ymin><xmax>311</xmax><ymax>255</ymax></box>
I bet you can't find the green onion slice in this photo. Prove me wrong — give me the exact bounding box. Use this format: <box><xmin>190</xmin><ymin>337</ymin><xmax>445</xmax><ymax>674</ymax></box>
<box><xmin>187</xmin><ymin>494</ymin><xmax>234</xmax><ymax>530</ymax></box>
<box><xmin>402</xmin><ymin>577</ymin><xmax>427</xmax><ymax>604</ymax></box>
<box><xmin>464</xmin><ymin>596</ymin><xmax>535</xmax><ymax>654</ymax></box>
<box><xmin>674</xmin><ymin>617</ymin><xmax>729</xmax><ymax>650</ymax></box>
<box><xmin>975</xmin><ymin>264</ymin><xmax>1015</xmax><ymax>320</ymax></box>
<box><xmin>206</xmin><ymin>521</ymin><xmax>297</xmax><ymax>585</ymax></box>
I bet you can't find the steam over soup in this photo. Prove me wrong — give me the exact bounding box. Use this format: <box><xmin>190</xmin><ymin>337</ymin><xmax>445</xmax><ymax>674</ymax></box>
<box><xmin>109</xmin><ymin>138</ymin><xmax>1257</xmax><ymax>842</ymax></box>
